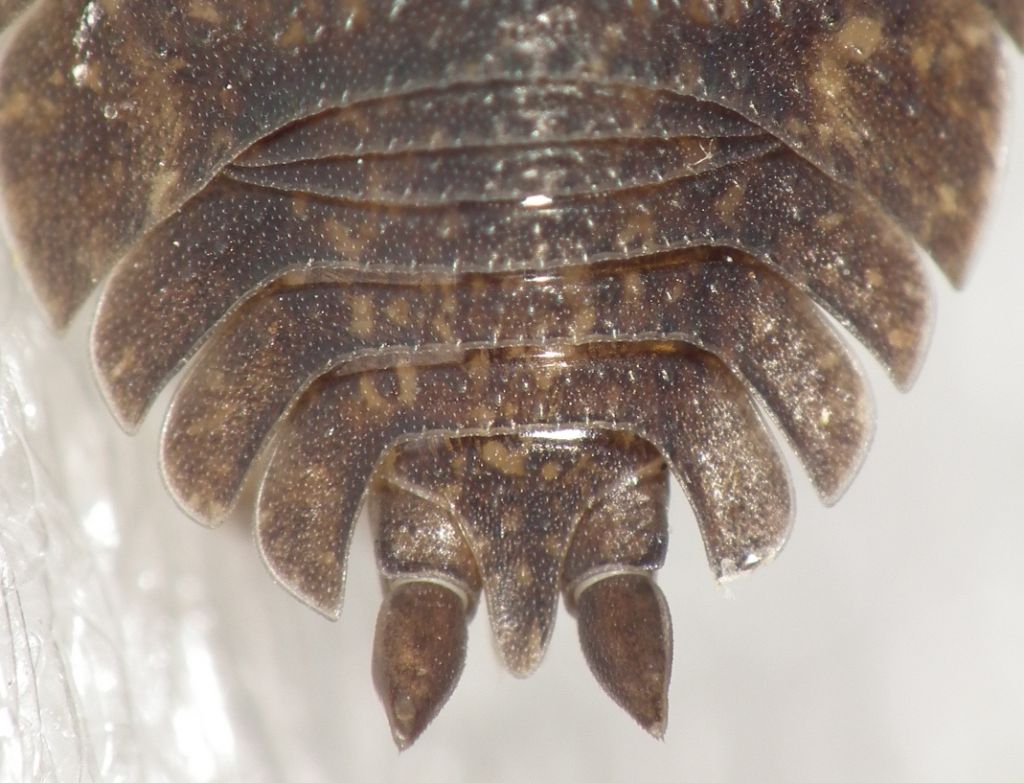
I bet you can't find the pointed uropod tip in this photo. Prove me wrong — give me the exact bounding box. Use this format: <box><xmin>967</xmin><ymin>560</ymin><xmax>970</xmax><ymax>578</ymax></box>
<box><xmin>388</xmin><ymin>694</ymin><xmax>424</xmax><ymax>751</ymax></box>
<box><xmin>372</xmin><ymin>581</ymin><xmax>468</xmax><ymax>750</ymax></box>
<box><xmin>574</xmin><ymin>574</ymin><xmax>672</xmax><ymax>738</ymax></box>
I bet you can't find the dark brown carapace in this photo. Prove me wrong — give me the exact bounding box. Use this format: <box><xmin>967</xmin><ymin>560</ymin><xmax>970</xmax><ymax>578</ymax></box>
<box><xmin>0</xmin><ymin>1</ymin><xmax>1019</xmax><ymax>748</ymax></box>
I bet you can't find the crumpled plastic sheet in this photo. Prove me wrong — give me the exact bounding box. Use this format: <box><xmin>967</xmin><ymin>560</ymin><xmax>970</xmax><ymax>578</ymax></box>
<box><xmin>1</xmin><ymin>36</ymin><xmax>1024</xmax><ymax>783</ymax></box>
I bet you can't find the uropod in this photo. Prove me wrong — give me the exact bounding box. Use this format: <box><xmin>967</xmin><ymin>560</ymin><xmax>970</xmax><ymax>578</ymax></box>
<box><xmin>0</xmin><ymin>0</ymin><xmax>1020</xmax><ymax>749</ymax></box>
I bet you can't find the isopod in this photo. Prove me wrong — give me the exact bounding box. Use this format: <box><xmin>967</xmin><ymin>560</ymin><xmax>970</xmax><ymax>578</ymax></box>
<box><xmin>0</xmin><ymin>0</ymin><xmax>1020</xmax><ymax>749</ymax></box>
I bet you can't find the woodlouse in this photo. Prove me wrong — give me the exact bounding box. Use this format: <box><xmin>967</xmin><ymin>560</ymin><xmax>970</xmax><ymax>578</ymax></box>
<box><xmin>0</xmin><ymin>1</ymin><xmax>1020</xmax><ymax>749</ymax></box>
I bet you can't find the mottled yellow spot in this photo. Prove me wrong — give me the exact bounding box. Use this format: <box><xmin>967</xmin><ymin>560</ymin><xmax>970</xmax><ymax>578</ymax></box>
<box><xmin>188</xmin><ymin>0</ymin><xmax>223</xmax><ymax>26</ymax></box>
<box><xmin>0</xmin><ymin>91</ymin><xmax>30</xmax><ymax>126</ymax></box>
<box><xmin>820</xmin><ymin>351</ymin><xmax>841</xmax><ymax>371</ymax></box>
<box><xmin>837</xmin><ymin>16</ymin><xmax>884</xmax><ymax>61</ymax></box>
<box><xmin>888</xmin><ymin>328</ymin><xmax>915</xmax><ymax>351</ymax></box>
<box><xmin>534</xmin><ymin>361</ymin><xmax>566</xmax><ymax>393</ymax></box>
<box><xmin>431</xmin><ymin>315</ymin><xmax>455</xmax><ymax>342</ymax></box>
<box><xmin>278</xmin><ymin>18</ymin><xmax>306</xmax><ymax>48</ymax></box>
<box><xmin>348</xmin><ymin>293</ymin><xmax>374</xmax><ymax>338</ymax></box>
<box><xmin>865</xmin><ymin>269</ymin><xmax>884</xmax><ymax>288</ymax></box>
<box><xmin>817</xmin><ymin>212</ymin><xmax>844</xmax><ymax>232</ymax></box>
<box><xmin>481</xmin><ymin>441</ymin><xmax>527</xmax><ymax>476</ymax></box>
<box><xmin>469</xmin><ymin>404</ymin><xmax>494</xmax><ymax>426</ymax></box>
<box><xmin>541</xmin><ymin>461</ymin><xmax>562</xmax><ymax>481</ymax></box>
<box><xmin>314</xmin><ymin>548</ymin><xmax>339</xmax><ymax>576</ymax></box>
<box><xmin>938</xmin><ymin>184</ymin><xmax>960</xmax><ymax>214</ymax></box>
<box><xmin>359</xmin><ymin>374</ymin><xmax>391</xmax><ymax>412</ymax></box>
<box><xmin>784</xmin><ymin>116</ymin><xmax>809</xmax><ymax>138</ymax></box>
<box><xmin>715</xmin><ymin>180</ymin><xmax>747</xmax><ymax>222</ymax></box>
<box><xmin>291</xmin><ymin>194</ymin><xmax>310</xmax><ymax>218</ymax></box>
<box><xmin>618</xmin><ymin>211</ymin><xmax>655</xmax><ymax>250</ymax></box>
<box><xmin>323</xmin><ymin>217</ymin><xmax>369</xmax><ymax>256</ymax></box>
<box><xmin>912</xmin><ymin>41</ymin><xmax>936</xmax><ymax>76</ymax></box>
<box><xmin>108</xmin><ymin>349</ymin><xmax>136</xmax><ymax>381</ymax></box>
<box><xmin>810</xmin><ymin>54</ymin><xmax>847</xmax><ymax>100</ymax></box>
<box><xmin>340</xmin><ymin>0</ymin><xmax>369</xmax><ymax>30</ymax></box>
<box><xmin>147</xmin><ymin>167</ymin><xmax>181</xmax><ymax>221</ymax></box>
<box><xmin>395</xmin><ymin>365</ymin><xmax>418</xmax><ymax>405</ymax></box>
<box><xmin>385</xmin><ymin>298</ymin><xmax>411</xmax><ymax>326</ymax></box>
<box><xmin>621</xmin><ymin>270</ymin><xmax>645</xmax><ymax>305</ymax></box>
<box><xmin>572</xmin><ymin>301</ymin><xmax>597</xmax><ymax>335</ymax></box>
<box><xmin>466</xmin><ymin>351</ymin><xmax>491</xmax><ymax>382</ymax></box>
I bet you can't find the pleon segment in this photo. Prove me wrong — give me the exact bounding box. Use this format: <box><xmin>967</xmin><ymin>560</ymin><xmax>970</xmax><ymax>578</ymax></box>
<box><xmin>235</xmin><ymin>83</ymin><xmax>764</xmax><ymax>167</ymax></box>
<box><xmin>0</xmin><ymin>0</ymin><xmax>1005</xmax><ymax>325</ymax></box>
<box><xmin>94</xmin><ymin>148</ymin><xmax>927</xmax><ymax>432</ymax></box>
<box><xmin>162</xmin><ymin>251</ymin><xmax>869</xmax><ymax>524</ymax></box>
<box><xmin>225</xmin><ymin>136</ymin><xmax>779</xmax><ymax>206</ymax></box>
<box><xmin>256</xmin><ymin>343</ymin><xmax>792</xmax><ymax>616</ymax></box>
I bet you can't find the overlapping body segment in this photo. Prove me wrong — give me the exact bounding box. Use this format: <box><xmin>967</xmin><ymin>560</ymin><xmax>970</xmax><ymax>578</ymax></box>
<box><xmin>0</xmin><ymin>0</ymin><xmax>1011</xmax><ymax>321</ymax></box>
<box><xmin>1</xmin><ymin>0</ymin><xmax>1019</xmax><ymax>747</ymax></box>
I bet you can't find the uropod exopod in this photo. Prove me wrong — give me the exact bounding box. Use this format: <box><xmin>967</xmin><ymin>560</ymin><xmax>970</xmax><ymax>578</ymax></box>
<box><xmin>0</xmin><ymin>1</ymin><xmax>1020</xmax><ymax>748</ymax></box>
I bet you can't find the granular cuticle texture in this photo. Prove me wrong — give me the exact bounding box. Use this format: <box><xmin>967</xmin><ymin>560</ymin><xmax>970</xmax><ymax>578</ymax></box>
<box><xmin>0</xmin><ymin>0</ymin><xmax>1020</xmax><ymax>748</ymax></box>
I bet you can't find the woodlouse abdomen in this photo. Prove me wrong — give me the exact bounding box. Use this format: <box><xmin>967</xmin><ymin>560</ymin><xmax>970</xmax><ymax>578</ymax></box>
<box><xmin>0</xmin><ymin>1</ymin><xmax>1019</xmax><ymax>747</ymax></box>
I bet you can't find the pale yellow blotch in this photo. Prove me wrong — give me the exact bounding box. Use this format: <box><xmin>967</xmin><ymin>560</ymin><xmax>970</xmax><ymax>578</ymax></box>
<box><xmin>865</xmin><ymin>269</ymin><xmax>884</xmax><ymax>288</ymax></box>
<box><xmin>481</xmin><ymin>441</ymin><xmax>527</xmax><ymax>476</ymax></box>
<box><xmin>291</xmin><ymin>194</ymin><xmax>310</xmax><ymax>219</ymax></box>
<box><xmin>617</xmin><ymin>212</ymin><xmax>655</xmax><ymax>250</ymax></box>
<box><xmin>0</xmin><ymin>91</ymin><xmax>30</xmax><ymax>126</ymax></box>
<box><xmin>348</xmin><ymin>293</ymin><xmax>375</xmax><ymax>338</ymax></box>
<box><xmin>516</xmin><ymin>561</ymin><xmax>534</xmax><ymax>586</ymax></box>
<box><xmin>147</xmin><ymin>167</ymin><xmax>181</xmax><ymax>221</ymax></box>
<box><xmin>314</xmin><ymin>548</ymin><xmax>339</xmax><ymax>574</ymax></box>
<box><xmin>784</xmin><ymin>116</ymin><xmax>809</xmax><ymax>138</ymax></box>
<box><xmin>888</xmin><ymin>328</ymin><xmax>916</xmax><ymax>351</ymax></box>
<box><xmin>359</xmin><ymin>374</ymin><xmax>391</xmax><ymax>412</ymax></box>
<box><xmin>188</xmin><ymin>0</ymin><xmax>223</xmax><ymax>26</ymax></box>
<box><xmin>533</xmin><ymin>363</ymin><xmax>563</xmax><ymax>392</ymax></box>
<box><xmin>541</xmin><ymin>461</ymin><xmax>562</xmax><ymax>481</ymax></box>
<box><xmin>810</xmin><ymin>54</ymin><xmax>847</xmax><ymax>101</ymax></box>
<box><xmin>912</xmin><ymin>41</ymin><xmax>936</xmax><ymax>76</ymax></box>
<box><xmin>938</xmin><ymin>184</ymin><xmax>960</xmax><ymax>215</ymax></box>
<box><xmin>572</xmin><ymin>301</ymin><xmax>597</xmax><ymax>336</ymax></box>
<box><xmin>431</xmin><ymin>315</ymin><xmax>455</xmax><ymax>342</ymax></box>
<box><xmin>621</xmin><ymin>270</ymin><xmax>645</xmax><ymax>305</ymax></box>
<box><xmin>323</xmin><ymin>217</ymin><xmax>370</xmax><ymax>256</ymax></box>
<box><xmin>817</xmin><ymin>212</ymin><xmax>844</xmax><ymax>233</ymax></box>
<box><xmin>395</xmin><ymin>365</ymin><xmax>418</xmax><ymax>405</ymax></box>
<box><xmin>503</xmin><ymin>510</ymin><xmax>523</xmax><ymax>536</ymax></box>
<box><xmin>340</xmin><ymin>0</ymin><xmax>369</xmax><ymax>30</ymax></box>
<box><xmin>466</xmin><ymin>351</ymin><xmax>492</xmax><ymax>382</ymax></box>
<box><xmin>819</xmin><ymin>350</ymin><xmax>842</xmax><ymax>372</ymax></box>
<box><xmin>469</xmin><ymin>404</ymin><xmax>495</xmax><ymax>427</ymax></box>
<box><xmin>384</xmin><ymin>298</ymin><xmax>411</xmax><ymax>326</ymax></box>
<box><xmin>108</xmin><ymin>348</ymin><xmax>136</xmax><ymax>381</ymax></box>
<box><xmin>837</xmin><ymin>16</ymin><xmax>884</xmax><ymax>62</ymax></box>
<box><xmin>278</xmin><ymin>18</ymin><xmax>307</xmax><ymax>48</ymax></box>
<box><xmin>715</xmin><ymin>180</ymin><xmax>747</xmax><ymax>223</ymax></box>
